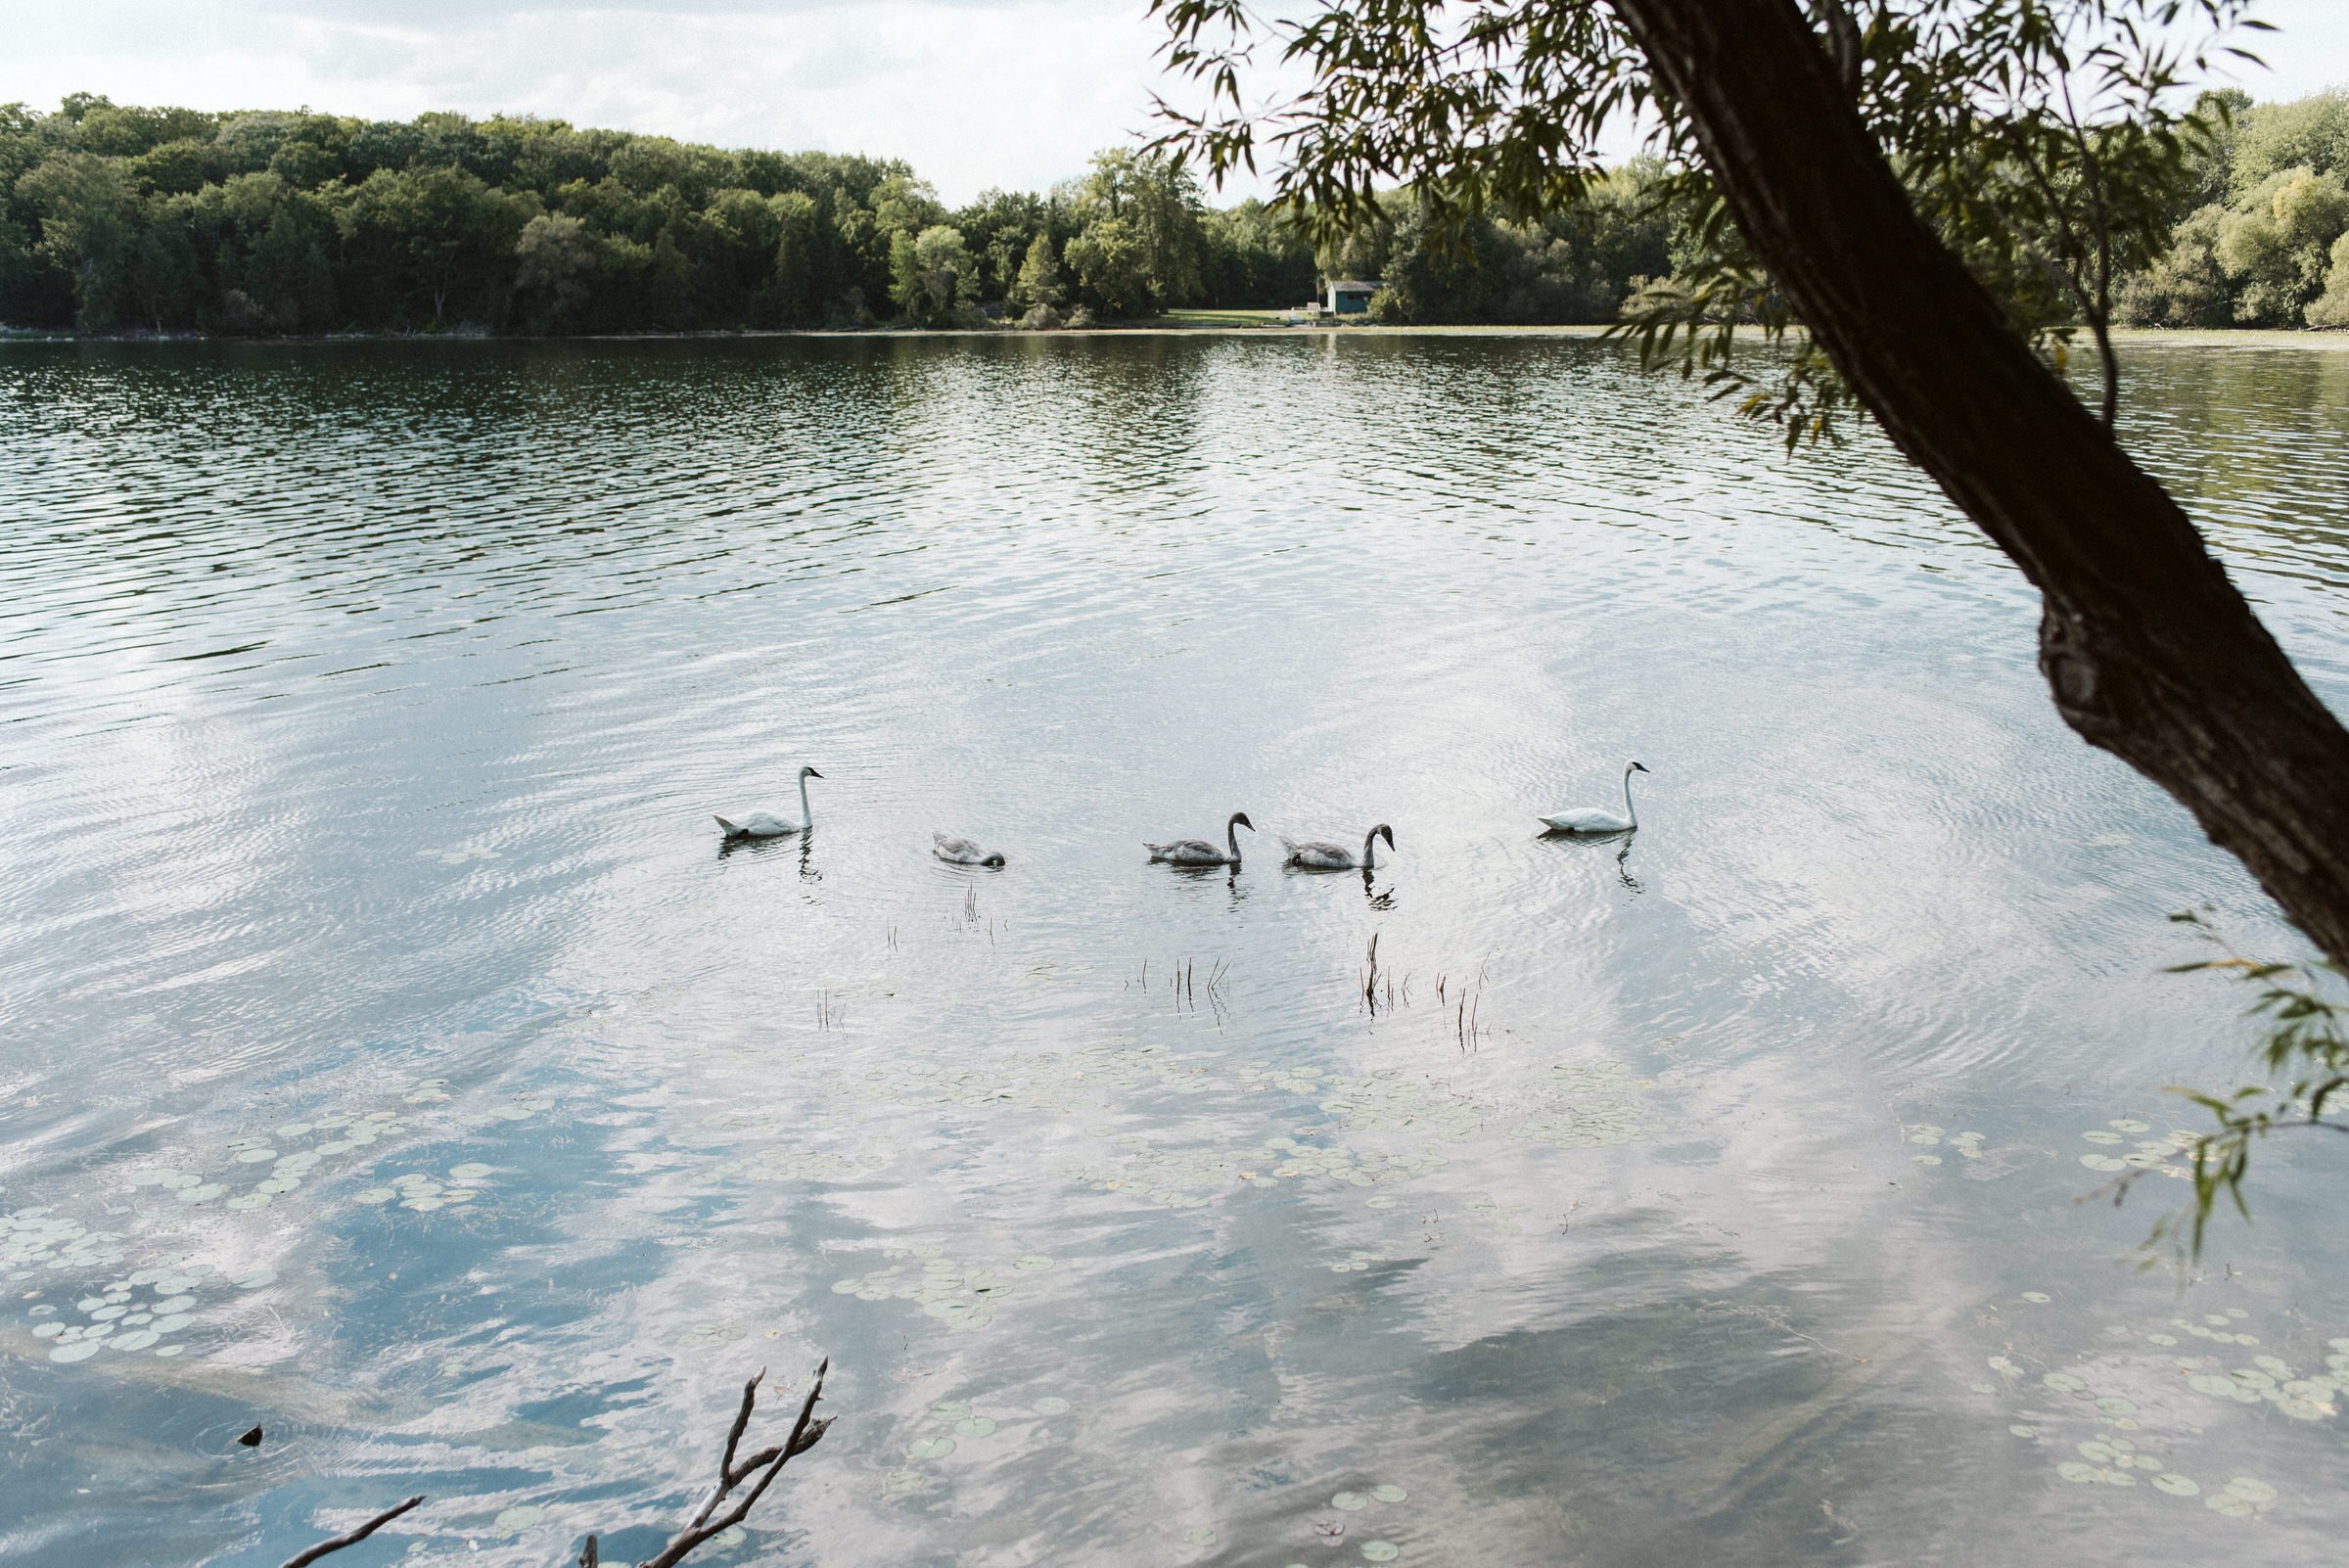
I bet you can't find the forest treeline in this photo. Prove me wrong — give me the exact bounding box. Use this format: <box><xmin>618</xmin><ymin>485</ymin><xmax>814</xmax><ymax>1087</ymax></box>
<box><xmin>0</xmin><ymin>88</ymin><xmax>2343</xmax><ymax>336</ymax></box>
<box><xmin>0</xmin><ymin>95</ymin><xmax>1316</xmax><ymax>334</ymax></box>
<box><xmin>2120</xmin><ymin>88</ymin><xmax>2349</xmax><ymax>328</ymax></box>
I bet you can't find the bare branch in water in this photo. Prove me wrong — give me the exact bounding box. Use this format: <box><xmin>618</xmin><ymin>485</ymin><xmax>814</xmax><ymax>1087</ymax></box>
<box><xmin>637</xmin><ymin>1359</ymin><xmax>833</xmax><ymax>1568</ymax></box>
<box><xmin>276</xmin><ymin>1495</ymin><xmax>424</xmax><ymax>1568</ymax></box>
<box><xmin>272</xmin><ymin>1360</ymin><xmax>833</xmax><ymax>1568</ymax></box>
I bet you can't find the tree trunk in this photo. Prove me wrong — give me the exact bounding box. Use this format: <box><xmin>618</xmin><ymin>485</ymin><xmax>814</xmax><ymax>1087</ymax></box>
<box><xmin>1609</xmin><ymin>0</ymin><xmax>2349</xmax><ymax>968</ymax></box>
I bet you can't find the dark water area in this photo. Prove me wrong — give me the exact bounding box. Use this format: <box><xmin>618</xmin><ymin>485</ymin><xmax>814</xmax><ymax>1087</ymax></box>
<box><xmin>3</xmin><ymin>333</ymin><xmax>2348</xmax><ymax>1566</ymax></box>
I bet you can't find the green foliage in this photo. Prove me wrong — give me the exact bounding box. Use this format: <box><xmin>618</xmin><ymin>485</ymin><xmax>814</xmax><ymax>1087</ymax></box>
<box><xmin>1200</xmin><ymin>199</ymin><xmax>1315</xmax><ymax>306</ymax></box>
<box><xmin>1010</xmin><ymin>232</ymin><xmax>1066</xmax><ymax>310</ymax></box>
<box><xmin>0</xmin><ymin>94</ymin><xmax>939</xmax><ymax>332</ymax></box>
<box><xmin>2118</xmin><ymin>201</ymin><xmax>2234</xmax><ymax>324</ymax></box>
<box><xmin>1371</xmin><ymin>161</ymin><xmax>1681</xmax><ymax>324</ymax></box>
<box><xmin>891</xmin><ymin>223</ymin><xmax>980</xmax><ymax>324</ymax></box>
<box><xmin>0</xmin><ymin>94</ymin><xmax>1294</xmax><ymax>333</ymax></box>
<box><xmin>2214</xmin><ymin>166</ymin><xmax>2349</xmax><ymax>322</ymax></box>
<box><xmin>1064</xmin><ymin>216</ymin><xmax>1154</xmax><ymax>317</ymax></box>
<box><xmin>513</xmin><ymin>211</ymin><xmax>595</xmax><ymax>325</ymax></box>
<box><xmin>16</xmin><ymin>150</ymin><xmax>139</xmax><ymax>327</ymax></box>
<box><xmin>2120</xmin><ymin>90</ymin><xmax>2349</xmax><ymax>326</ymax></box>
<box><xmin>2307</xmin><ymin>232</ymin><xmax>2349</xmax><ymax>329</ymax></box>
<box><xmin>1061</xmin><ymin>149</ymin><xmax>1209</xmax><ymax>316</ymax></box>
<box><xmin>2224</xmin><ymin>87</ymin><xmax>2349</xmax><ymax>197</ymax></box>
<box><xmin>2149</xmin><ymin>912</ymin><xmax>2349</xmax><ymax>1263</ymax></box>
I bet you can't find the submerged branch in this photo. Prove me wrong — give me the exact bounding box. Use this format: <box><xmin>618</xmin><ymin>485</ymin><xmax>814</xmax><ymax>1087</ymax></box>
<box><xmin>276</xmin><ymin>1495</ymin><xmax>425</xmax><ymax>1568</ymax></box>
<box><xmin>270</xmin><ymin>1360</ymin><xmax>834</xmax><ymax>1568</ymax></box>
<box><xmin>637</xmin><ymin>1359</ymin><xmax>833</xmax><ymax>1568</ymax></box>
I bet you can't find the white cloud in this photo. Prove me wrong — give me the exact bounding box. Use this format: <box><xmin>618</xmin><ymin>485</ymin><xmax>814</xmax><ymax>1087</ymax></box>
<box><xmin>0</xmin><ymin>1</ymin><xmax>1194</xmax><ymax>203</ymax></box>
<box><xmin>2209</xmin><ymin>0</ymin><xmax>2349</xmax><ymax>102</ymax></box>
<box><xmin>0</xmin><ymin>1</ymin><xmax>2338</xmax><ymax>207</ymax></box>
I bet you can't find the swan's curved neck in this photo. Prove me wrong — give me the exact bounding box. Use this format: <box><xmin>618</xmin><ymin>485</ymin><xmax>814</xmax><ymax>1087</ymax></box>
<box><xmin>1226</xmin><ymin>815</ymin><xmax>1244</xmax><ymax>859</ymax></box>
<box><xmin>799</xmin><ymin>772</ymin><xmax>813</xmax><ymax>825</ymax></box>
<box><xmin>1360</xmin><ymin>828</ymin><xmax>1380</xmax><ymax>869</ymax></box>
<box><xmin>1621</xmin><ymin>766</ymin><xmax>1638</xmax><ymax>829</ymax></box>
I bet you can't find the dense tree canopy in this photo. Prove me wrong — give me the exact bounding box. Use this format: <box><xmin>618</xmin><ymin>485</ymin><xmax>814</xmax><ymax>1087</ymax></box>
<box><xmin>0</xmin><ymin>98</ymin><xmax>1319</xmax><ymax>332</ymax></box>
<box><xmin>2121</xmin><ymin>88</ymin><xmax>2349</xmax><ymax>327</ymax></box>
<box><xmin>5</xmin><ymin>79</ymin><xmax>2343</xmax><ymax>338</ymax></box>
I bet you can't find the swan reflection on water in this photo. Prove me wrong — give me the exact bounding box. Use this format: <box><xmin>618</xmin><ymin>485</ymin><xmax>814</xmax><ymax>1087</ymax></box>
<box><xmin>717</xmin><ymin>825</ymin><xmax>821</xmax><ymax>882</ymax></box>
<box><xmin>1538</xmin><ymin>819</ymin><xmax>1643</xmax><ymax>893</ymax></box>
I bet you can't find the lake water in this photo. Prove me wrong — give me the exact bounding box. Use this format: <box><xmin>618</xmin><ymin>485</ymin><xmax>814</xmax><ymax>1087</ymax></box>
<box><xmin>4</xmin><ymin>333</ymin><xmax>2349</xmax><ymax>1567</ymax></box>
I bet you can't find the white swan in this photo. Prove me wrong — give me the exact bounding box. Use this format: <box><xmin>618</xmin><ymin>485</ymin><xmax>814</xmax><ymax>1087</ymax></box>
<box><xmin>1147</xmin><ymin>811</ymin><xmax>1254</xmax><ymax>866</ymax></box>
<box><xmin>1282</xmin><ymin>823</ymin><xmax>1394</xmax><ymax>871</ymax></box>
<box><xmin>1540</xmin><ymin>761</ymin><xmax>1647</xmax><ymax>834</ymax></box>
<box><xmin>933</xmin><ymin>832</ymin><xmax>1006</xmax><ymax>867</ymax></box>
<box><xmin>714</xmin><ymin>765</ymin><xmax>823</xmax><ymax>839</ymax></box>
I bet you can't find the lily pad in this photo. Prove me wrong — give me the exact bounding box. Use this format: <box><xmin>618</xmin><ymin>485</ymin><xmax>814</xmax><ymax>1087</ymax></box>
<box><xmin>493</xmin><ymin>1505</ymin><xmax>545</xmax><ymax>1536</ymax></box>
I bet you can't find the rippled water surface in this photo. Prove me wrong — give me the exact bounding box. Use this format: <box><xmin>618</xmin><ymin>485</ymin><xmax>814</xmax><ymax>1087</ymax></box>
<box><xmin>5</xmin><ymin>335</ymin><xmax>2349</xmax><ymax>1567</ymax></box>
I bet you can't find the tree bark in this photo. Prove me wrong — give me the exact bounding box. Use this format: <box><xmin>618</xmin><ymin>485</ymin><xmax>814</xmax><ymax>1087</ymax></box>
<box><xmin>1609</xmin><ymin>0</ymin><xmax>2349</xmax><ymax>968</ymax></box>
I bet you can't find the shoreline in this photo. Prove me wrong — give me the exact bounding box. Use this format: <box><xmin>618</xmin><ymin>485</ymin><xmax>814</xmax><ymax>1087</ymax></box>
<box><xmin>3</xmin><ymin>323</ymin><xmax>2343</xmax><ymax>348</ymax></box>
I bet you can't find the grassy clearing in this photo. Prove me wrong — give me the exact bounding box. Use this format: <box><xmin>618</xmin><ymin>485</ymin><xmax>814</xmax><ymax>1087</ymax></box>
<box><xmin>1137</xmin><ymin>308</ymin><xmax>1291</xmax><ymax>328</ymax></box>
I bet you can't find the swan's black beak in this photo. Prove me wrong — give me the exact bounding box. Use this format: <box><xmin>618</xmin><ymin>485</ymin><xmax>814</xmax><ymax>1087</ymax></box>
<box><xmin>807</xmin><ymin>768</ymin><xmax>825</xmax><ymax>779</ymax></box>
<box><xmin>1631</xmin><ymin>761</ymin><xmax>1648</xmax><ymax>773</ymax></box>
<box><xmin>1233</xmin><ymin>812</ymin><xmax>1254</xmax><ymax>831</ymax></box>
<box><xmin>1379</xmin><ymin>824</ymin><xmax>1396</xmax><ymax>848</ymax></box>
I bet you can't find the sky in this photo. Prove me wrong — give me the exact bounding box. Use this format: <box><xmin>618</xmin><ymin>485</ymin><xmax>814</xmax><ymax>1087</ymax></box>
<box><xmin>0</xmin><ymin>0</ymin><xmax>2344</xmax><ymax>206</ymax></box>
